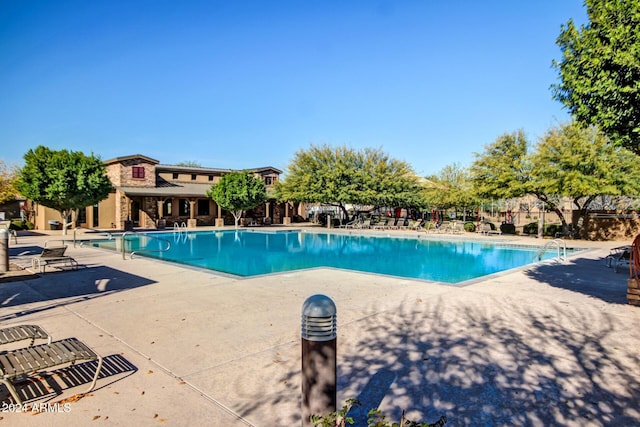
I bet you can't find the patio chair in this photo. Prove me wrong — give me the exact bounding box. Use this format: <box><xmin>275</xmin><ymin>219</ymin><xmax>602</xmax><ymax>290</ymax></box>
<box><xmin>0</xmin><ymin>337</ymin><xmax>103</xmax><ymax>405</ymax></box>
<box><xmin>477</xmin><ymin>223</ymin><xmax>501</xmax><ymax>236</ymax></box>
<box><xmin>31</xmin><ymin>245</ymin><xmax>78</xmax><ymax>273</ymax></box>
<box><xmin>358</xmin><ymin>219</ymin><xmax>371</xmax><ymax>229</ymax></box>
<box><xmin>606</xmin><ymin>245</ymin><xmax>631</xmax><ymax>273</ymax></box>
<box><xmin>0</xmin><ymin>325</ymin><xmax>51</xmax><ymax>347</ymax></box>
<box><xmin>398</xmin><ymin>219</ymin><xmax>415</xmax><ymax>230</ymax></box>
<box><xmin>409</xmin><ymin>219</ymin><xmax>425</xmax><ymax>231</ymax></box>
<box><xmin>451</xmin><ymin>222</ymin><xmax>464</xmax><ymax>234</ymax></box>
<box><xmin>372</xmin><ymin>218</ymin><xmax>392</xmax><ymax>230</ymax></box>
<box><xmin>420</xmin><ymin>221</ymin><xmax>437</xmax><ymax>233</ymax></box>
<box><xmin>437</xmin><ymin>221</ymin><xmax>453</xmax><ymax>233</ymax></box>
<box><xmin>340</xmin><ymin>219</ymin><xmax>360</xmax><ymax>229</ymax></box>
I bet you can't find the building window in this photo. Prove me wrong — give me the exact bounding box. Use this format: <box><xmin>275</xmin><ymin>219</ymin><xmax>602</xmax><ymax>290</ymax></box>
<box><xmin>178</xmin><ymin>199</ymin><xmax>190</xmax><ymax>216</ymax></box>
<box><xmin>172</xmin><ymin>173</ymin><xmax>179</xmax><ymax>180</ymax></box>
<box><xmin>77</xmin><ymin>207</ymin><xmax>87</xmax><ymax>224</ymax></box>
<box><xmin>162</xmin><ymin>199</ymin><xmax>172</xmax><ymax>216</ymax></box>
<box><xmin>93</xmin><ymin>204</ymin><xmax>99</xmax><ymax>227</ymax></box>
<box><xmin>191</xmin><ymin>174</ymin><xmax>197</xmax><ymax>181</ymax></box>
<box><xmin>132</xmin><ymin>166</ymin><xmax>145</xmax><ymax>179</ymax></box>
<box><xmin>265</xmin><ymin>176</ymin><xmax>277</xmax><ymax>185</ymax></box>
<box><xmin>197</xmin><ymin>199</ymin><xmax>210</xmax><ymax>216</ymax></box>
<box><xmin>208</xmin><ymin>175</ymin><xmax>214</xmax><ymax>181</ymax></box>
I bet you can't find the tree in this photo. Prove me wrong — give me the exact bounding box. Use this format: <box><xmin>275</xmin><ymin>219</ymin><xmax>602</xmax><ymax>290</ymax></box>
<box><xmin>175</xmin><ymin>161</ymin><xmax>202</xmax><ymax>167</ymax></box>
<box><xmin>206</xmin><ymin>171</ymin><xmax>267</xmax><ymax>228</ymax></box>
<box><xmin>471</xmin><ymin>124</ymin><xmax>640</xmax><ymax>236</ymax></box>
<box><xmin>470</xmin><ymin>130</ymin><xmax>532</xmax><ymax>200</ymax></box>
<box><xmin>275</xmin><ymin>144</ymin><xmax>424</xmax><ymax>220</ymax></box>
<box><xmin>0</xmin><ymin>160</ymin><xmax>18</xmax><ymax>204</ymax></box>
<box><xmin>552</xmin><ymin>0</ymin><xmax>640</xmax><ymax>154</ymax></box>
<box><xmin>424</xmin><ymin>163</ymin><xmax>480</xmax><ymax>221</ymax></box>
<box><xmin>531</xmin><ymin>122</ymin><xmax>640</xmax><ymax>232</ymax></box>
<box><xmin>15</xmin><ymin>146</ymin><xmax>112</xmax><ymax>234</ymax></box>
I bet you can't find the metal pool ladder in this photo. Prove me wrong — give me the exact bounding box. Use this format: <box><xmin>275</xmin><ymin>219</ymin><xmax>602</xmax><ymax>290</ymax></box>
<box><xmin>535</xmin><ymin>238</ymin><xmax>567</xmax><ymax>263</ymax></box>
<box><xmin>121</xmin><ymin>231</ymin><xmax>171</xmax><ymax>259</ymax></box>
<box><xmin>173</xmin><ymin>222</ymin><xmax>187</xmax><ymax>232</ymax></box>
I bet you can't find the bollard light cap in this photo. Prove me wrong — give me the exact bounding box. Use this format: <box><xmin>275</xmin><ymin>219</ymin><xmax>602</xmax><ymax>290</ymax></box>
<box><xmin>302</xmin><ymin>294</ymin><xmax>337</xmax><ymax>341</ymax></box>
<box><xmin>302</xmin><ymin>294</ymin><xmax>336</xmax><ymax>317</ymax></box>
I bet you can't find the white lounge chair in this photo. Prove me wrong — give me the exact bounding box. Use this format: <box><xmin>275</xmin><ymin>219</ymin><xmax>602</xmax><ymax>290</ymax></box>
<box><xmin>340</xmin><ymin>219</ymin><xmax>360</xmax><ymax>229</ymax></box>
<box><xmin>358</xmin><ymin>219</ymin><xmax>371</xmax><ymax>229</ymax></box>
<box><xmin>0</xmin><ymin>337</ymin><xmax>103</xmax><ymax>405</ymax></box>
<box><xmin>476</xmin><ymin>223</ymin><xmax>501</xmax><ymax>236</ymax></box>
<box><xmin>373</xmin><ymin>218</ymin><xmax>393</xmax><ymax>230</ymax></box>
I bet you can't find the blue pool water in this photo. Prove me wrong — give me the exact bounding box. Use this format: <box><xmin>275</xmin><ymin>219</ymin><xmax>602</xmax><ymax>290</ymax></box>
<box><xmin>90</xmin><ymin>230</ymin><xmax>568</xmax><ymax>284</ymax></box>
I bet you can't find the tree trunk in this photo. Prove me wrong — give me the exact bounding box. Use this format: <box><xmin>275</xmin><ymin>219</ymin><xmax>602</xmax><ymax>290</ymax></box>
<box><xmin>537</xmin><ymin>208</ymin><xmax>544</xmax><ymax>239</ymax></box>
<box><xmin>73</xmin><ymin>208</ymin><xmax>79</xmax><ymax>230</ymax></box>
<box><xmin>232</xmin><ymin>210</ymin><xmax>243</xmax><ymax>228</ymax></box>
<box><xmin>337</xmin><ymin>203</ymin><xmax>349</xmax><ymax>223</ymax></box>
<box><xmin>572</xmin><ymin>196</ymin><xmax>595</xmax><ymax>238</ymax></box>
<box><xmin>535</xmin><ymin>194</ymin><xmax>568</xmax><ymax>233</ymax></box>
<box><xmin>60</xmin><ymin>210</ymin><xmax>72</xmax><ymax>235</ymax></box>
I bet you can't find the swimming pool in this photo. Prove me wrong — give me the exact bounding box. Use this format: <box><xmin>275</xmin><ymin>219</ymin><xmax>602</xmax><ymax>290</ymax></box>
<box><xmin>90</xmin><ymin>230</ymin><xmax>572</xmax><ymax>284</ymax></box>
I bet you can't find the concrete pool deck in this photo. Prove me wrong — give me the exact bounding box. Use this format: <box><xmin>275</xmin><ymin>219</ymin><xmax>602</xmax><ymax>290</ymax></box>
<box><xmin>1</xmin><ymin>227</ymin><xmax>639</xmax><ymax>426</ymax></box>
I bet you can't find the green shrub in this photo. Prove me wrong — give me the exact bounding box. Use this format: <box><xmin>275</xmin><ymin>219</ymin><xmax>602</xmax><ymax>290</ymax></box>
<box><xmin>9</xmin><ymin>220</ymin><xmax>25</xmax><ymax>231</ymax></box>
<box><xmin>500</xmin><ymin>223</ymin><xmax>516</xmax><ymax>234</ymax></box>
<box><xmin>310</xmin><ymin>399</ymin><xmax>358</xmax><ymax>427</ymax></box>
<box><xmin>7</xmin><ymin>220</ymin><xmax>35</xmax><ymax>230</ymax></box>
<box><xmin>522</xmin><ymin>222</ymin><xmax>537</xmax><ymax>234</ymax></box>
<box><xmin>310</xmin><ymin>398</ymin><xmax>447</xmax><ymax>427</ymax></box>
<box><xmin>463</xmin><ymin>222</ymin><xmax>476</xmax><ymax>232</ymax></box>
<box><xmin>522</xmin><ymin>222</ymin><xmax>563</xmax><ymax>237</ymax></box>
<box><xmin>545</xmin><ymin>224</ymin><xmax>562</xmax><ymax>237</ymax></box>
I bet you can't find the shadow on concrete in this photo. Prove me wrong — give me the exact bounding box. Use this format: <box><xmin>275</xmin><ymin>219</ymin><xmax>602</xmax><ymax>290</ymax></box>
<box><xmin>8</xmin><ymin>245</ymin><xmax>44</xmax><ymax>257</ymax></box>
<box><xmin>14</xmin><ymin>230</ymin><xmax>48</xmax><ymax>238</ymax></box>
<box><xmin>348</xmin><ymin>300</ymin><xmax>639</xmax><ymax>426</ymax></box>
<box><xmin>348</xmin><ymin>368</ymin><xmax>396</xmax><ymax>423</ymax></box>
<box><xmin>524</xmin><ymin>256</ymin><xmax>629</xmax><ymax>304</ymax></box>
<box><xmin>234</xmin><ymin>296</ymin><xmax>640</xmax><ymax>426</ymax></box>
<box><xmin>0</xmin><ymin>266</ymin><xmax>156</xmax><ymax>322</ymax></box>
<box><xmin>0</xmin><ymin>353</ymin><xmax>137</xmax><ymax>405</ymax></box>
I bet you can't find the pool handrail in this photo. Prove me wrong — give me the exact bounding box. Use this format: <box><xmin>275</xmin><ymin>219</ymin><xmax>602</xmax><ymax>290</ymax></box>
<box><xmin>73</xmin><ymin>225</ymin><xmax>107</xmax><ymax>247</ymax></box>
<box><xmin>173</xmin><ymin>222</ymin><xmax>188</xmax><ymax>232</ymax></box>
<box><xmin>535</xmin><ymin>238</ymin><xmax>567</xmax><ymax>263</ymax></box>
<box><xmin>120</xmin><ymin>231</ymin><xmax>171</xmax><ymax>260</ymax></box>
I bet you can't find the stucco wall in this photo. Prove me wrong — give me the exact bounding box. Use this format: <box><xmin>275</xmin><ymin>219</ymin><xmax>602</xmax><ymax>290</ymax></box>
<box><xmin>581</xmin><ymin>211</ymin><xmax>640</xmax><ymax>241</ymax></box>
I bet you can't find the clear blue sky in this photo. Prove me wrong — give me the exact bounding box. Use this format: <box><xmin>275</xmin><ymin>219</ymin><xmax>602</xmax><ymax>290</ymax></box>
<box><xmin>0</xmin><ymin>1</ymin><xmax>587</xmax><ymax>176</ymax></box>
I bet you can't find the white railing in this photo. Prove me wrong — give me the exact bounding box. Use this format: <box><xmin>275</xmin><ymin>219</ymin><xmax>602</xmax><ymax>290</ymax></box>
<box><xmin>121</xmin><ymin>231</ymin><xmax>171</xmax><ymax>260</ymax></box>
<box><xmin>535</xmin><ymin>238</ymin><xmax>567</xmax><ymax>263</ymax></box>
<box><xmin>173</xmin><ymin>222</ymin><xmax>187</xmax><ymax>232</ymax></box>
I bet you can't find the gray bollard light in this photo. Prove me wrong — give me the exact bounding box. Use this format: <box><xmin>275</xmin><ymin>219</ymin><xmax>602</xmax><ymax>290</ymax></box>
<box><xmin>301</xmin><ymin>294</ymin><xmax>337</xmax><ymax>426</ymax></box>
<box><xmin>0</xmin><ymin>229</ymin><xmax>8</xmax><ymax>273</ymax></box>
